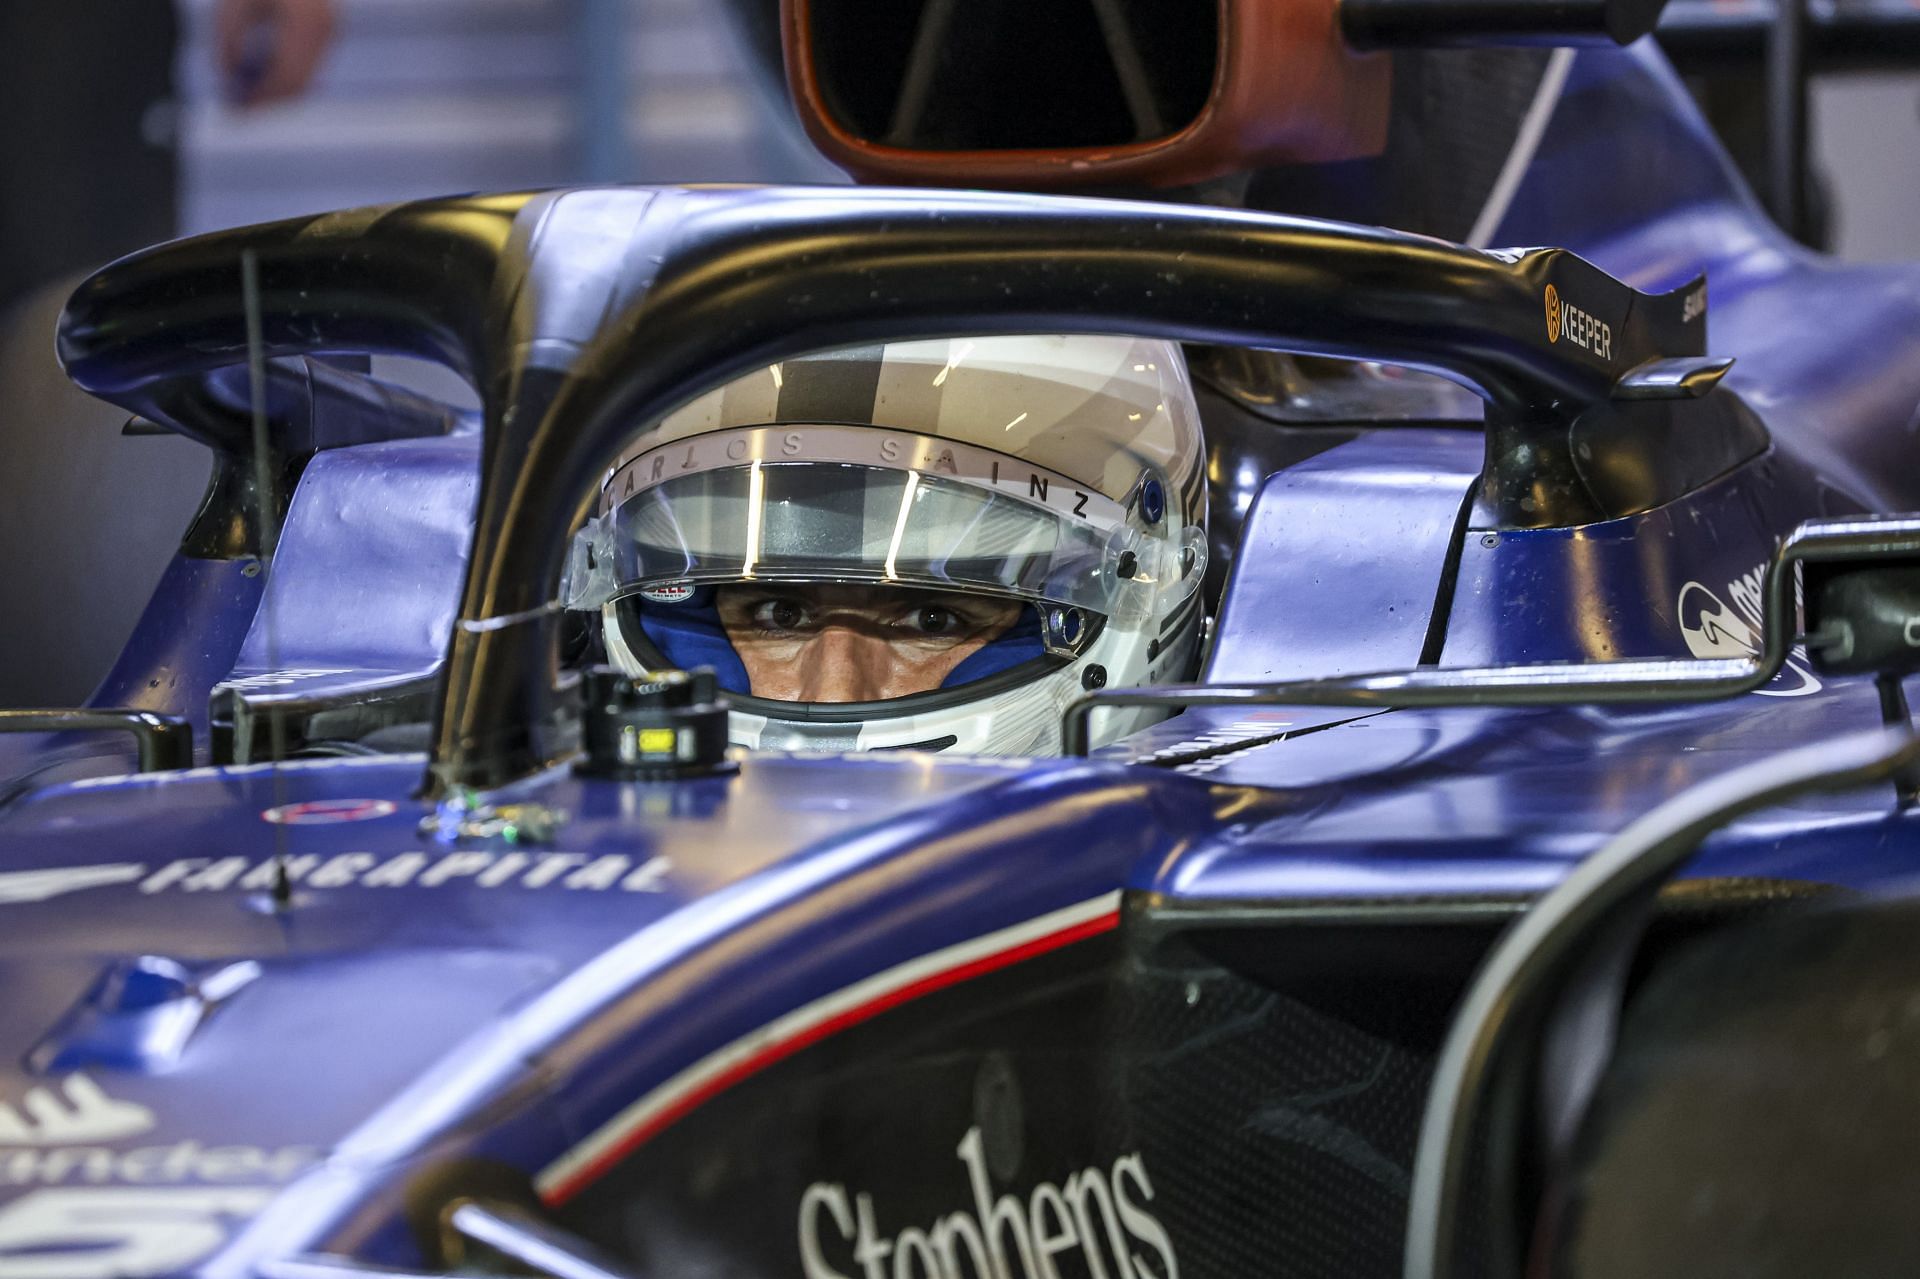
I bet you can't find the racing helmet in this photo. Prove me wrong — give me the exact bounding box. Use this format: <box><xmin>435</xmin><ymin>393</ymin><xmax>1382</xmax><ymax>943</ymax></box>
<box><xmin>566</xmin><ymin>335</ymin><xmax>1208</xmax><ymax>756</ymax></box>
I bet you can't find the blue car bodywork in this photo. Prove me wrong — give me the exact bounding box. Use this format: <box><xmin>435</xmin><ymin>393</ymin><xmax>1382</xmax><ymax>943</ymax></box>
<box><xmin>0</xmin><ymin>40</ymin><xmax>1917</xmax><ymax>1279</ymax></box>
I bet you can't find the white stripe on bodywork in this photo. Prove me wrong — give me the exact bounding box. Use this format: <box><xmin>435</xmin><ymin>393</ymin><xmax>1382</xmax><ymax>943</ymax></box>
<box><xmin>1467</xmin><ymin>48</ymin><xmax>1576</xmax><ymax>249</ymax></box>
<box><xmin>0</xmin><ymin>864</ymin><xmax>146</xmax><ymax>905</ymax></box>
<box><xmin>534</xmin><ymin>891</ymin><xmax>1122</xmax><ymax>1199</ymax></box>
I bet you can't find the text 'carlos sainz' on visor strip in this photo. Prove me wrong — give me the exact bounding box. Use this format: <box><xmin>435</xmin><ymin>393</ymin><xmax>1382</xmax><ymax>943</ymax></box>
<box><xmin>565</xmin><ymin>424</ymin><xmax>1197</xmax><ymax>627</ymax></box>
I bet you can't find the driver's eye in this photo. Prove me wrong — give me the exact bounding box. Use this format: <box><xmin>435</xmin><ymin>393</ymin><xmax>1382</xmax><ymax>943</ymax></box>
<box><xmin>912</xmin><ymin>606</ymin><xmax>960</xmax><ymax>635</ymax></box>
<box><xmin>751</xmin><ymin>598</ymin><xmax>809</xmax><ymax>631</ymax></box>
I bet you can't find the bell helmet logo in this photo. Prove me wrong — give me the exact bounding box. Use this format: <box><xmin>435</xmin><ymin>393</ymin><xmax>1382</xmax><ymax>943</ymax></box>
<box><xmin>1545</xmin><ymin>284</ymin><xmax>1562</xmax><ymax>343</ymax></box>
<box><xmin>639</xmin><ymin>581</ymin><xmax>696</xmax><ymax>604</ymax></box>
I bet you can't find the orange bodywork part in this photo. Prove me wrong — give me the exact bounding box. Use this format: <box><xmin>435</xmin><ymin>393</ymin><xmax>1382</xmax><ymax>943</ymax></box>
<box><xmin>782</xmin><ymin>0</ymin><xmax>1391</xmax><ymax>189</ymax></box>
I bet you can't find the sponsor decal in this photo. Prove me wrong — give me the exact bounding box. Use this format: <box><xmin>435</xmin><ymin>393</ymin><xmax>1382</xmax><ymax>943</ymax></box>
<box><xmin>216</xmin><ymin>668</ymin><xmax>353</xmax><ymax>691</ymax></box>
<box><xmin>0</xmin><ymin>1188</ymin><xmax>277</xmax><ymax>1279</ymax></box>
<box><xmin>0</xmin><ymin>1076</ymin><xmax>312</xmax><ymax>1277</ymax></box>
<box><xmin>0</xmin><ymin>1077</ymin><xmax>153</xmax><ymax>1147</ymax></box>
<box><xmin>799</xmin><ymin>1127</ymin><xmax>1177</xmax><ymax>1279</ymax></box>
<box><xmin>0</xmin><ymin>866</ymin><xmax>145</xmax><ymax>906</ymax></box>
<box><xmin>1136</xmin><ymin>713</ymin><xmax>1295</xmax><ymax>776</ymax></box>
<box><xmin>1544</xmin><ymin>283</ymin><xmax>1613</xmax><ymax>360</ymax></box>
<box><xmin>0</xmin><ymin>1075</ymin><xmax>316</xmax><ymax>1186</ymax></box>
<box><xmin>607</xmin><ymin>425</ymin><xmax>1123</xmax><ymax>530</ymax></box>
<box><xmin>135</xmin><ymin>851</ymin><xmax>671</xmax><ymax>895</ymax></box>
<box><xmin>0</xmin><ymin>853</ymin><xmax>672</xmax><ymax>902</ymax></box>
<box><xmin>260</xmin><ymin>798</ymin><xmax>398</xmax><ymax>826</ymax></box>
<box><xmin>1677</xmin><ymin>561</ymin><xmax>1821</xmax><ymax>696</ymax></box>
<box><xmin>0</xmin><ymin>1141</ymin><xmax>315</xmax><ymax>1189</ymax></box>
<box><xmin>639</xmin><ymin>581</ymin><xmax>697</xmax><ymax>604</ymax></box>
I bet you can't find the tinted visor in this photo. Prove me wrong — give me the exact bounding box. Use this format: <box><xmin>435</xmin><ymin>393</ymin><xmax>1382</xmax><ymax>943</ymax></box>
<box><xmin>575</xmin><ymin>460</ymin><xmax>1139</xmax><ymax>619</ymax></box>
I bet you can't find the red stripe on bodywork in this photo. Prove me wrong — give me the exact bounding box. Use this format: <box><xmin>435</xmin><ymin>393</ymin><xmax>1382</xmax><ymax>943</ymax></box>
<box><xmin>541</xmin><ymin>908</ymin><xmax>1119</xmax><ymax>1206</ymax></box>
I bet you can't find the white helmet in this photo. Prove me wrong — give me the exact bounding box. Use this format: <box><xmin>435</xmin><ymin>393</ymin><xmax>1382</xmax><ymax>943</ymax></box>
<box><xmin>567</xmin><ymin>335</ymin><xmax>1208</xmax><ymax>756</ymax></box>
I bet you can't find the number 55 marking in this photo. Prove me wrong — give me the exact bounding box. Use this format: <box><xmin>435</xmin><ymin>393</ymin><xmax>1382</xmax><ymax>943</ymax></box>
<box><xmin>0</xmin><ymin>1188</ymin><xmax>275</xmax><ymax>1279</ymax></box>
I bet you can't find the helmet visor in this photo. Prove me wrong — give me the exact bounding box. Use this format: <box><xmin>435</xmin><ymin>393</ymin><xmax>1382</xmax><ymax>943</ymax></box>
<box><xmin>574</xmin><ymin>458</ymin><xmax>1138</xmax><ymax>619</ymax></box>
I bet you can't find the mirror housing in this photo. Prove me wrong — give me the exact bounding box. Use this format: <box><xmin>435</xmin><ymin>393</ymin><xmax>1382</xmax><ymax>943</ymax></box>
<box><xmin>781</xmin><ymin>0</ymin><xmax>1392</xmax><ymax>188</ymax></box>
<box><xmin>782</xmin><ymin>0</ymin><xmax>1681</xmax><ymax>191</ymax></box>
<box><xmin>1804</xmin><ymin>558</ymin><xmax>1920</xmax><ymax>679</ymax></box>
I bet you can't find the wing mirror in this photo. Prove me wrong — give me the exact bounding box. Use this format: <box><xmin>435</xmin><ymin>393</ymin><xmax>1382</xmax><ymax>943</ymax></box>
<box><xmin>1803</xmin><ymin>556</ymin><xmax>1920</xmax><ymax>679</ymax></box>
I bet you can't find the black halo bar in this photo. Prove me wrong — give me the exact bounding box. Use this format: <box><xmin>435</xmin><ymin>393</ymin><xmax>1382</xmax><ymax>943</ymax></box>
<box><xmin>1063</xmin><ymin>514</ymin><xmax>1920</xmax><ymax>755</ymax></box>
<box><xmin>0</xmin><ymin>709</ymin><xmax>193</xmax><ymax>773</ymax></box>
<box><xmin>56</xmin><ymin>186</ymin><xmax>1704</xmax><ymax>792</ymax></box>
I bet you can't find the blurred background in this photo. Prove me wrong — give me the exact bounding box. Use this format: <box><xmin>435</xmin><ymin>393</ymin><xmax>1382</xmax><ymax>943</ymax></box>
<box><xmin>2</xmin><ymin>0</ymin><xmax>1919</xmax><ymax>708</ymax></box>
<box><xmin>172</xmin><ymin>0</ymin><xmax>1920</xmax><ymax>258</ymax></box>
<box><xmin>175</xmin><ymin>0</ymin><xmax>838</xmax><ymax>232</ymax></box>
<box><xmin>0</xmin><ymin>0</ymin><xmax>843</xmax><ymax>709</ymax></box>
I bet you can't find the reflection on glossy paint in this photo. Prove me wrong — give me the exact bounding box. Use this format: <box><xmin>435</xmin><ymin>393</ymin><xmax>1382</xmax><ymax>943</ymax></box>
<box><xmin>882</xmin><ymin>471</ymin><xmax>922</xmax><ymax>582</ymax></box>
<box><xmin>410</xmin><ymin>199</ymin><xmax>525</xmax><ymax>253</ymax></box>
<box><xmin>741</xmin><ymin>460</ymin><xmax>765</xmax><ymax>580</ymax></box>
<box><xmin>1566</xmin><ymin>533</ymin><xmax>1614</xmax><ymax>660</ymax></box>
<box><xmin>932</xmin><ymin>341</ymin><xmax>974</xmax><ymax>387</ymax></box>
